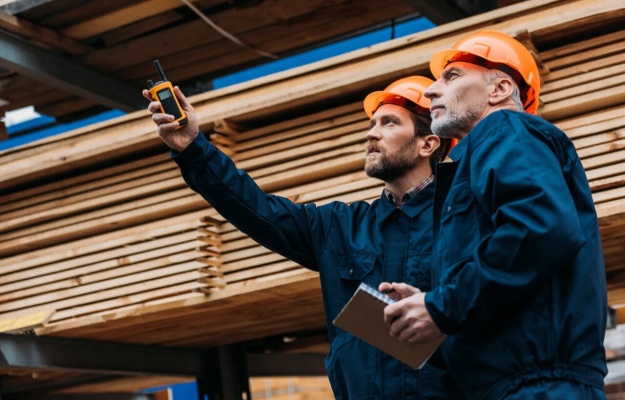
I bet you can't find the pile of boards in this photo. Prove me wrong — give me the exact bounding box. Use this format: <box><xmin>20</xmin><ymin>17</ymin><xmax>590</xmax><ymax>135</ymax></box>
<box><xmin>0</xmin><ymin>0</ymin><xmax>623</xmax><ymax>364</ymax></box>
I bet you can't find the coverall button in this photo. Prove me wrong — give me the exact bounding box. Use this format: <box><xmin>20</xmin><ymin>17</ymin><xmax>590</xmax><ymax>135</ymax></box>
<box><xmin>349</xmin><ymin>269</ymin><xmax>354</xmax><ymax>275</ymax></box>
<box><xmin>447</xmin><ymin>206</ymin><xmax>451</xmax><ymax>213</ymax></box>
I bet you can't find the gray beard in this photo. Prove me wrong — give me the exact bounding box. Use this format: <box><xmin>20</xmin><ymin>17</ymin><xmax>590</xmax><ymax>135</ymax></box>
<box><xmin>431</xmin><ymin>105</ymin><xmax>483</xmax><ymax>138</ymax></box>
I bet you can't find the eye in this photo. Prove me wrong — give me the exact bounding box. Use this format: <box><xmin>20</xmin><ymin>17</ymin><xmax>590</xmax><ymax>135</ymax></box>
<box><xmin>442</xmin><ymin>69</ymin><xmax>460</xmax><ymax>81</ymax></box>
<box><xmin>384</xmin><ymin>117</ymin><xmax>398</xmax><ymax>126</ymax></box>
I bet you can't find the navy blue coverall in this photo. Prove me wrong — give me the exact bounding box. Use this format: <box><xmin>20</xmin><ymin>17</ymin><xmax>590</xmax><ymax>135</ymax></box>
<box><xmin>425</xmin><ymin>110</ymin><xmax>608</xmax><ymax>399</ymax></box>
<box><xmin>172</xmin><ymin>132</ymin><xmax>462</xmax><ymax>399</ymax></box>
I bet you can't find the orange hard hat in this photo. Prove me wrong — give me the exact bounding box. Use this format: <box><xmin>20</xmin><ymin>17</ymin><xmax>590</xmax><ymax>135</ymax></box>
<box><xmin>363</xmin><ymin>76</ymin><xmax>433</xmax><ymax>118</ymax></box>
<box><xmin>429</xmin><ymin>30</ymin><xmax>540</xmax><ymax>114</ymax></box>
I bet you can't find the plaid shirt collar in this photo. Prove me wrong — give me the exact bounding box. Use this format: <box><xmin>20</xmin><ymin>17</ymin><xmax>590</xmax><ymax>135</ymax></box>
<box><xmin>384</xmin><ymin>174</ymin><xmax>434</xmax><ymax>208</ymax></box>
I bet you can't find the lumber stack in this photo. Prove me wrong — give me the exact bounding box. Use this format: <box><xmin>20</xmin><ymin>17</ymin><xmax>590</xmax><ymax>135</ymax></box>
<box><xmin>538</xmin><ymin>29</ymin><xmax>625</xmax><ymax>308</ymax></box>
<box><xmin>0</xmin><ymin>0</ymin><xmax>621</xmax><ymax>350</ymax></box>
<box><xmin>0</xmin><ymin>99</ymin><xmax>378</xmax><ymax>335</ymax></box>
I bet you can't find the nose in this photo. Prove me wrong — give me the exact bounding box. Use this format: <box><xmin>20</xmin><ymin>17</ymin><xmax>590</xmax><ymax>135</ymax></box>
<box><xmin>424</xmin><ymin>80</ymin><xmax>440</xmax><ymax>99</ymax></box>
<box><xmin>366</xmin><ymin>122</ymin><xmax>381</xmax><ymax>141</ymax></box>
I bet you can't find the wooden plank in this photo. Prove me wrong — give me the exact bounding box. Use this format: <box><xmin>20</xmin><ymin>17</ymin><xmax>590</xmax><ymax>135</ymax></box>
<box><xmin>593</xmin><ymin>186</ymin><xmax>625</xmax><ymax>205</ymax></box>
<box><xmin>0</xmin><ymin>188</ymin><xmax>198</xmax><ymax>243</ymax></box>
<box><xmin>255</xmin><ymin>152</ymin><xmax>364</xmax><ymax>193</ymax></box>
<box><xmin>542</xmin><ymin>39</ymin><xmax>625</xmax><ymax>72</ymax></box>
<box><xmin>583</xmin><ymin>149</ymin><xmax>625</xmax><ymax>171</ymax></box>
<box><xmin>81</xmin><ymin>0</ymin><xmax>400</xmax><ymax>71</ymax></box>
<box><xmin>541</xmin><ymin>63</ymin><xmax>625</xmax><ymax>101</ymax></box>
<box><xmin>589</xmin><ymin>174</ymin><xmax>625</xmax><ymax>192</ymax></box>
<box><xmin>239</xmin><ymin>131</ymin><xmax>366</xmax><ymax>172</ymax></box>
<box><xmin>0</xmin><ymin>241</ymin><xmax>201</xmax><ymax>302</ymax></box>
<box><xmin>0</xmin><ymin>231</ymin><xmax>200</xmax><ymax>290</ymax></box>
<box><xmin>60</xmin><ymin>0</ymin><xmax>200</xmax><ymax>39</ymax></box>
<box><xmin>573</xmin><ymin>130</ymin><xmax>625</xmax><ymax>152</ymax></box>
<box><xmin>227</xmin><ymin>102</ymin><xmax>363</xmax><ymax>143</ymax></box>
<box><xmin>543</xmin><ymin>52</ymin><xmax>624</xmax><ymax>84</ymax></box>
<box><xmin>0</xmin><ymin>191</ymin><xmax>205</xmax><ymax>257</ymax></box>
<box><xmin>50</xmin><ymin>282</ymin><xmax>207</xmax><ymax>322</ymax></box>
<box><xmin>0</xmin><ymin>153</ymin><xmax>171</xmax><ymax>209</ymax></box>
<box><xmin>0</xmin><ymin>209</ymin><xmax>208</xmax><ymax>271</ymax></box>
<box><xmin>234</xmin><ymin>113</ymin><xmax>366</xmax><ymax>157</ymax></box>
<box><xmin>577</xmin><ymin>137</ymin><xmax>625</xmax><ymax>159</ymax></box>
<box><xmin>0</xmin><ymin>309</ymin><xmax>54</xmax><ymax>333</ymax></box>
<box><xmin>540</xmin><ymin>83</ymin><xmax>625</xmax><ymax>122</ymax></box>
<box><xmin>248</xmin><ymin>143</ymin><xmax>365</xmax><ymax>181</ymax></box>
<box><xmin>103</xmin><ymin>11</ymin><xmax>183</xmax><ymax>47</ymax></box>
<box><xmin>35</xmin><ymin>270</ymin><xmax>320</xmax><ymax>338</ymax></box>
<box><xmin>0</xmin><ymin>10</ymin><xmax>87</xmax><ymax>55</ymax></box>
<box><xmin>0</xmin><ymin>171</ymin><xmax>185</xmax><ymax>229</ymax></box>
<box><xmin>556</xmin><ymin>104</ymin><xmax>625</xmax><ymax>133</ymax></box>
<box><xmin>1</xmin><ymin>264</ymin><xmax>205</xmax><ymax>316</ymax></box>
<box><xmin>540</xmin><ymin>28</ymin><xmax>625</xmax><ymax>62</ymax></box>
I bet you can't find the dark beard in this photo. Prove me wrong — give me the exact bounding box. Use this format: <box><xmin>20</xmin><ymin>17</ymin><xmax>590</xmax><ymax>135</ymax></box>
<box><xmin>365</xmin><ymin>156</ymin><xmax>414</xmax><ymax>182</ymax></box>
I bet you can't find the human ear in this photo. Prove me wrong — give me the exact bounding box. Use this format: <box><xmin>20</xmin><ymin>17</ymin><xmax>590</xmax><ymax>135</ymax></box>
<box><xmin>489</xmin><ymin>76</ymin><xmax>515</xmax><ymax>107</ymax></box>
<box><xmin>418</xmin><ymin>134</ymin><xmax>440</xmax><ymax>158</ymax></box>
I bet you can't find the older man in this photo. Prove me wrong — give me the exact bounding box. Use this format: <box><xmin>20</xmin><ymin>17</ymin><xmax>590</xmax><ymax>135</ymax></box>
<box><xmin>382</xmin><ymin>31</ymin><xmax>608</xmax><ymax>399</ymax></box>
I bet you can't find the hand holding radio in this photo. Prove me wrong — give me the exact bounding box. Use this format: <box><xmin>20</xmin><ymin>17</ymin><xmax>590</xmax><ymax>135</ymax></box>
<box><xmin>143</xmin><ymin>61</ymin><xmax>199</xmax><ymax>152</ymax></box>
<box><xmin>147</xmin><ymin>60</ymin><xmax>187</xmax><ymax>128</ymax></box>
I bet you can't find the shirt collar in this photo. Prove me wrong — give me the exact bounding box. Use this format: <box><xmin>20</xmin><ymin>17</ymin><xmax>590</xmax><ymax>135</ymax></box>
<box><xmin>384</xmin><ymin>174</ymin><xmax>434</xmax><ymax>208</ymax></box>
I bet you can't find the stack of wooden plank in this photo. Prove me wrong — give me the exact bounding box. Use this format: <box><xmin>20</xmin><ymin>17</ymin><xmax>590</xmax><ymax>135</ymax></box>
<box><xmin>0</xmin><ymin>0</ymin><xmax>621</xmax><ymax>352</ymax></box>
<box><xmin>537</xmin><ymin>29</ymin><xmax>625</xmax><ymax>308</ymax></box>
<box><xmin>0</xmin><ymin>98</ymin><xmax>379</xmax><ymax>334</ymax></box>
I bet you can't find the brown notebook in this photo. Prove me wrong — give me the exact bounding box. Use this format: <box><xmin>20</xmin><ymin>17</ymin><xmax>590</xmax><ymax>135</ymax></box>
<box><xmin>332</xmin><ymin>282</ymin><xmax>444</xmax><ymax>369</ymax></box>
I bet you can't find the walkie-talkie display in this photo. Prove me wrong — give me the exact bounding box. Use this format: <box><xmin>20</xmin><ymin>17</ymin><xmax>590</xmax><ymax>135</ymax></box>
<box><xmin>147</xmin><ymin>60</ymin><xmax>187</xmax><ymax>128</ymax></box>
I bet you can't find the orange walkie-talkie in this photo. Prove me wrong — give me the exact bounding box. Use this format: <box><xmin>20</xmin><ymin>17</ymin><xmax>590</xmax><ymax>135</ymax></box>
<box><xmin>147</xmin><ymin>60</ymin><xmax>187</xmax><ymax>128</ymax></box>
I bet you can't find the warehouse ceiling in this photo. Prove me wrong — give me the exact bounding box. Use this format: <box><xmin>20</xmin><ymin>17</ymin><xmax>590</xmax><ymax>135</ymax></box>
<box><xmin>0</xmin><ymin>0</ymin><xmax>514</xmax><ymax>135</ymax></box>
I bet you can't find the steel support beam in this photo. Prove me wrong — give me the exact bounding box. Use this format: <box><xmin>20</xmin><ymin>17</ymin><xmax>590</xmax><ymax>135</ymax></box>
<box><xmin>0</xmin><ymin>30</ymin><xmax>144</xmax><ymax>112</ymax></box>
<box><xmin>0</xmin><ymin>333</ymin><xmax>328</xmax><ymax>399</ymax></box>
<box><xmin>198</xmin><ymin>346</ymin><xmax>250</xmax><ymax>400</ymax></box>
<box><xmin>0</xmin><ymin>333</ymin><xmax>210</xmax><ymax>376</ymax></box>
<box><xmin>3</xmin><ymin>394</ymin><xmax>155</xmax><ymax>400</ymax></box>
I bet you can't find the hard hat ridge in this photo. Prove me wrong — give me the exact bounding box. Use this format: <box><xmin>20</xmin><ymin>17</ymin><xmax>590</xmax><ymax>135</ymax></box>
<box><xmin>429</xmin><ymin>30</ymin><xmax>540</xmax><ymax>114</ymax></box>
<box><xmin>363</xmin><ymin>76</ymin><xmax>433</xmax><ymax>118</ymax></box>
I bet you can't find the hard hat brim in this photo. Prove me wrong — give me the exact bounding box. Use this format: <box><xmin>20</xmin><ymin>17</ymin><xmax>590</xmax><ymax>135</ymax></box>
<box><xmin>430</xmin><ymin>49</ymin><xmax>463</xmax><ymax>79</ymax></box>
<box><xmin>363</xmin><ymin>90</ymin><xmax>391</xmax><ymax>118</ymax></box>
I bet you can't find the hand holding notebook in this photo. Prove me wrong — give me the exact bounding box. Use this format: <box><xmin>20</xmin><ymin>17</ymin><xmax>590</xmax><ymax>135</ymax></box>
<box><xmin>332</xmin><ymin>282</ymin><xmax>444</xmax><ymax>369</ymax></box>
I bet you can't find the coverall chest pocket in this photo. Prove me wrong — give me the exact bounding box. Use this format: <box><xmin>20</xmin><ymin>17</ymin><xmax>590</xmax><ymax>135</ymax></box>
<box><xmin>334</xmin><ymin>252</ymin><xmax>377</xmax><ymax>315</ymax></box>
<box><xmin>439</xmin><ymin>180</ymin><xmax>479</xmax><ymax>264</ymax></box>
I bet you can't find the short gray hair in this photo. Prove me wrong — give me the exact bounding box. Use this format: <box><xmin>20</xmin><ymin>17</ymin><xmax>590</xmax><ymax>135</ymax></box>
<box><xmin>483</xmin><ymin>69</ymin><xmax>524</xmax><ymax>111</ymax></box>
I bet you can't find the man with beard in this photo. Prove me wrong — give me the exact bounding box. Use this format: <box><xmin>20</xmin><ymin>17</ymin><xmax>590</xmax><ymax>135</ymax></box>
<box><xmin>143</xmin><ymin>76</ymin><xmax>461</xmax><ymax>399</ymax></box>
<box><xmin>381</xmin><ymin>31</ymin><xmax>608</xmax><ymax>399</ymax></box>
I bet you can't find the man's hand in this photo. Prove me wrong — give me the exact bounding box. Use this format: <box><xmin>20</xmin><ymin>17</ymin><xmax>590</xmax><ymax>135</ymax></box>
<box><xmin>142</xmin><ymin>86</ymin><xmax>200</xmax><ymax>152</ymax></box>
<box><xmin>380</xmin><ymin>282</ymin><xmax>443</xmax><ymax>343</ymax></box>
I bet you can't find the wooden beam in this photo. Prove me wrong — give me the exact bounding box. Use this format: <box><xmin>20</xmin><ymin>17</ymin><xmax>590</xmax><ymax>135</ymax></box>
<box><xmin>61</xmin><ymin>0</ymin><xmax>199</xmax><ymax>40</ymax></box>
<box><xmin>0</xmin><ymin>0</ymin><xmax>617</xmax><ymax>193</ymax></box>
<box><xmin>0</xmin><ymin>118</ymin><xmax>7</xmax><ymax>140</ymax></box>
<box><xmin>0</xmin><ymin>10</ymin><xmax>88</xmax><ymax>55</ymax></box>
